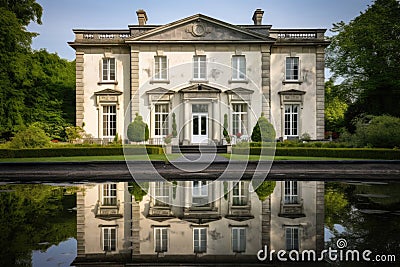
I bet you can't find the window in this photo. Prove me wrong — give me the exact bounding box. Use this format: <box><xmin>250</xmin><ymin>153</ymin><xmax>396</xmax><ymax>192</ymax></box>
<box><xmin>154</xmin><ymin>104</ymin><xmax>169</xmax><ymax>136</ymax></box>
<box><xmin>232</xmin><ymin>56</ymin><xmax>246</xmax><ymax>80</ymax></box>
<box><xmin>286</xmin><ymin>227</ymin><xmax>299</xmax><ymax>251</ymax></box>
<box><xmin>102</xmin><ymin>227</ymin><xmax>117</xmax><ymax>251</ymax></box>
<box><xmin>284</xmin><ymin>181</ymin><xmax>298</xmax><ymax>204</ymax></box>
<box><xmin>232</xmin><ymin>104</ymin><xmax>248</xmax><ymax>136</ymax></box>
<box><xmin>193</xmin><ymin>181</ymin><xmax>208</xmax><ymax>197</ymax></box>
<box><xmin>103</xmin><ymin>105</ymin><xmax>117</xmax><ymax>138</ymax></box>
<box><xmin>154</xmin><ymin>56</ymin><xmax>168</xmax><ymax>80</ymax></box>
<box><xmin>284</xmin><ymin>104</ymin><xmax>299</xmax><ymax>137</ymax></box>
<box><xmin>285</xmin><ymin>57</ymin><xmax>299</xmax><ymax>81</ymax></box>
<box><xmin>102</xmin><ymin>58</ymin><xmax>116</xmax><ymax>81</ymax></box>
<box><xmin>193</xmin><ymin>228</ymin><xmax>207</xmax><ymax>253</ymax></box>
<box><xmin>232</xmin><ymin>181</ymin><xmax>248</xmax><ymax>206</ymax></box>
<box><xmin>154</xmin><ymin>227</ymin><xmax>168</xmax><ymax>252</ymax></box>
<box><xmin>102</xmin><ymin>183</ymin><xmax>117</xmax><ymax>206</ymax></box>
<box><xmin>193</xmin><ymin>55</ymin><xmax>206</xmax><ymax>80</ymax></box>
<box><xmin>232</xmin><ymin>227</ymin><xmax>246</xmax><ymax>253</ymax></box>
<box><xmin>154</xmin><ymin>182</ymin><xmax>170</xmax><ymax>206</ymax></box>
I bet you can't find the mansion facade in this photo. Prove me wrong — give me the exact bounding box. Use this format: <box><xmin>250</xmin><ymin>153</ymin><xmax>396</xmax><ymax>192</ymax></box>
<box><xmin>69</xmin><ymin>9</ymin><xmax>329</xmax><ymax>144</ymax></box>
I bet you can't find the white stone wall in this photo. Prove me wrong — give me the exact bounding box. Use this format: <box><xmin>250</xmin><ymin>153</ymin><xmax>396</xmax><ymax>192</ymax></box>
<box><xmin>270</xmin><ymin>52</ymin><xmax>317</xmax><ymax>139</ymax></box>
<box><xmin>82</xmin><ymin>53</ymin><xmax>130</xmax><ymax>139</ymax></box>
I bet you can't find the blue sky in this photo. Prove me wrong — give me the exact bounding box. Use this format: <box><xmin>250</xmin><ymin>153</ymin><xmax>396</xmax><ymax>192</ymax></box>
<box><xmin>28</xmin><ymin>0</ymin><xmax>373</xmax><ymax>60</ymax></box>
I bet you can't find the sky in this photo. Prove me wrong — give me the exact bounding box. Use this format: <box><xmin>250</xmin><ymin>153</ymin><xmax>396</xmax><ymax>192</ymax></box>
<box><xmin>27</xmin><ymin>0</ymin><xmax>373</xmax><ymax>60</ymax></box>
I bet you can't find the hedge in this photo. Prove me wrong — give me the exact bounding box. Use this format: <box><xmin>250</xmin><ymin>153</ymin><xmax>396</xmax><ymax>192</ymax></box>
<box><xmin>232</xmin><ymin>147</ymin><xmax>400</xmax><ymax>160</ymax></box>
<box><xmin>0</xmin><ymin>146</ymin><xmax>163</xmax><ymax>158</ymax></box>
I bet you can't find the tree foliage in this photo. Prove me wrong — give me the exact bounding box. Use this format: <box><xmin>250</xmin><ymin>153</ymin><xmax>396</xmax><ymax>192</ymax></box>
<box><xmin>254</xmin><ymin>181</ymin><xmax>276</xmax><ymax>201</ymax></box>
<box><xmin>9</xmin><ymin>124</ymin><xmax>50</xmax><ymax>148</ymax></box>
<box><xmin>0</xmin><ymin>1</ymin><xmax>75</xmax><ymax>141</ymax></box>
<box><xmin>251</xmin><ymin>113</ymin><xmax>276</xmax><ymax>142</ymax></box>
<box><xmin>324</xmin><ymin>79</ymin><xmax>348</xmax><ymax>133</ymax></box>
<box><xmin>326</xmin><ymin>0</ymin><xmax>400</xmax><ymax>125</ymax></box>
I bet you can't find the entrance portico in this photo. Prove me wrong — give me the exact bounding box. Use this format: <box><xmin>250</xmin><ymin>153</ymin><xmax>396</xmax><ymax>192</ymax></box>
<box><xmin>180</xmin><ymin>84</ymin><xmax>221</xmax><ymax>145</ymax></box>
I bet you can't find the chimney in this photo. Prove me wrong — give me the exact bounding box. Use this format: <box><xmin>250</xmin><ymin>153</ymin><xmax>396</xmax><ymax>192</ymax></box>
<box><xmin>252</xmin><ymin>9</ymin><xmax>264</xmax><ymax>25</ymax></box>
<box><xmin>136</xmin><ymin>9</ymin><xmax>148</xmax><ymax>25</ymax></box>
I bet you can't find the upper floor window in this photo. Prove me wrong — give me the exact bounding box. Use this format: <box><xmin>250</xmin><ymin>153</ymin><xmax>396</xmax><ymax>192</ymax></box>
<box><xmin>232</xmin><ymin>55</ymin><xmax>246</xmax><ymax>80</ymax></box>
<box><xmin>193</xmin><ymin>55</ymin><xmax>206</xmax><ymax>80</ymax></box>
<box><xmin>193</xmin><ymin>227</ymin><xmax>207</xmax><ymax>253</ymax></box>
<box><xmin>232</xmin><ymin>227</ymin><xmax>246</xmax><ymax>253</ymax></box>
<box><xmin>154</xmin><ymin>56</ymin><xmax>168</xmax><ymax>80</ymax></box>
<box><xmin>285</xmin><ymin>57</ymin><xmax>299</xmax><ymax>81</ymax></box>
<box><xmin>102</xmin><ymin>227</ymin><xmax>117</xmax><ymax>251</ymax></box>
<box><xmin>285</xmin><ymin>227</ymin><xmax>299</xmax><ymax>251</ymax></box>
<box><xmin>102</xmin><ymin>58</ymin><xmax>116</xmax><ymax>81</ymax></box>
<box><xmin>284</xmin><ymin>181</ymin><xmax>299</xmax><ymax>204</ymax></box>
<box><xmin>102</xmin><ymin>183</ymin><xmax>117</xmax><ymax>206</ymax></box>
<box><xmin>154</xmin><ymin>227</ymin><xmax>168</xmax><ymax>252</ymax></box>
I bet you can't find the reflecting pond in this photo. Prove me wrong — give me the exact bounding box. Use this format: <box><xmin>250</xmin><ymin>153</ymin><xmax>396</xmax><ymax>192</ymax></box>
<box><xmin>0</xmin><ymin>180</ymin><xmax>398</xmax><ymax>266</ymax></box>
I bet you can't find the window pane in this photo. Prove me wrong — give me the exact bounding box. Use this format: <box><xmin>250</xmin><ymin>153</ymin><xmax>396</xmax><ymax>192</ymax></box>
<box><xmin>193</xmin><ymin>116</ymin><xmax>199</xmax><ymax>135</ymax></box>
<box><xmin>154</xmin><ymin>104</ymin><xmax>169</xmax><ymax>136</ymax></box>
<box><xmin>201</xmin><ymin>116</ymin><xmax>206</xmax><ymax>135</ymax></box>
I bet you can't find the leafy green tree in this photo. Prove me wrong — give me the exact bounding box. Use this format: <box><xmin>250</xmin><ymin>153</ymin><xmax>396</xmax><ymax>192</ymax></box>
<box><xmin>251</xmin><ymin>113</ymin><xmax>275</xmax><ymax>142</ymax></box>
<box><xmin>327</xmin><ymin>0</ymin><xmax>400</xmax><ymax>127</ymax></box>
<box><xmin>127</xmin><ymin>113</ymin><xmax>149</xmax><ymax>142</ymax></box>
<box><xmin>9</xmin><ymin>125</ymin><xmax>50</xmax><ymax>148</ymax></box>
<box><xmin>325</xmin><ymin>79</ymin><xmax>348</xmax><ymax>134</ymax></box>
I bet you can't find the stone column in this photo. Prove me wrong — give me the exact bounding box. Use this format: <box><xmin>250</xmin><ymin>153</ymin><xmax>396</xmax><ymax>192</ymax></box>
<box><xmin>261</xmin><ymin>196</ymin><xmax>271</xmax><ymax>247</ymax></box>
<box><xmin>261</xmin><ymin>46</ymin><xmax>271</xmax><ymax>121</ymax></box>
<box><xmin>316</xmin><ymin>47</ymin><xmax>325</xmax><ymax>139</ymax></box>
<box><xmin>130</xmin><ymin>48</ymin><xmax>140</xmax><ymax>122</ymax></box>
<box><xmin>212</xmin><ymin>99</ymin><xmax>220</xmax><ymax>143</ymax></box>
<box><xmin>183</xmin><ymin>100</ymin><xmax>190</xmax><ymax>145</ymax></box>
<box><xmin>75</xmin><ymin>51</ymin><xmax>85</xmax><ymax>128</ymax></box>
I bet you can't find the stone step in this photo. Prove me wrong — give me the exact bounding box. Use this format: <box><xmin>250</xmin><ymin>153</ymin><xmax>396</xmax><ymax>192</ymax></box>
<box><xmin>172</xmin><ymin>145</ymin><xmax>227</xmax><ymax>154</ymax></box>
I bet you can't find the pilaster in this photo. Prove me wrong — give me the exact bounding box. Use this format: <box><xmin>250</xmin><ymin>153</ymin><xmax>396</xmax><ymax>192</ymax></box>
<box><xmin>316</xmin><ymin>47</ymin><xmax>325</xmax><ymax>139</ymax></box>
<box><xmin>261</xmin><ymin>196</ymin><xmax>271</xmax><ymax>247</ymax></box>
<box><xmin>315</xmin><ymin>181</ymin><xmax>325</xmax><ymax>253</ymax></box>
<box><xmin>132</xmin><ymin>200</ymin><xmax>140</xmax><ymax>255</ymax></box>
<box><xmin>76</xmin><ymin>51</ymin><xmax>85</xmax><ymax>127</ymax></box>
<box><xmin>130</xmin><ymin>49</ymin><xmax>140</xmax><ymax>121</ymax></box>
<box><xmin>76</xmin><ymin>188</ymin><xmax>85</xmax><ymax>255</ymax></box>
<box><xmin>261</xmin><ymin>46</ymin><xmax>271</xmax><ymax>121</ymax></box>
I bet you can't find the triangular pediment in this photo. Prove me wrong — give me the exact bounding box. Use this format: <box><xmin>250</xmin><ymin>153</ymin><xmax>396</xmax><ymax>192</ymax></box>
<box><xmin>146</xmin><ymin>87</ymin><xmax>174</xmax><ymax>94</ymax></box>
<box><xmin>127</xmin><ymin>14</ymin><xmax>275</xmax><ymax>43</ymax></box>
<box><xmin>226</xmin><ymin>87</ymin><xmax>254</xmax><ymax>95</ymax></box>
<box><xmin>94</xmin><ymin>88</ymin><xmax>123</xmax><ymax>95</ymax></box>
<box><xmin>278</xmin><ymin>89</ymin><xmax>306</xmax><ymax>95</ymax></box>
<box><xmin>179</xmin><ymin>84</ymin><xmax>221</xmax><ymax>93</ymax></box>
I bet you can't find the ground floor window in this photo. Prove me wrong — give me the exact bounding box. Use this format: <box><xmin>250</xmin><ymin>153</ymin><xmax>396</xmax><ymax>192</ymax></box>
<box><xmin>102</xmin><ymin>227</ymin><xmax>117</xmax><ymax>251</ymax></box>
<box><xmin>284</xmin><ymin>181</ymin><xmax>299</xmax><ymax>204</ymax></box>
<box><xmin>232</xmin><ymin>103</ymin><xmax>248</xmax><ymax>137</ymax></box>
<box><xmin>284</xmin><ymin>104</ymin><xmax>299</xmax><ymax>137</ymax></box>
<box><xmin>285</xmin><ymin>227</ymin><xmax>299</xmax><ymax>251</ymax></box>
<box><xmin>155</xmin><ymin>103</ymin><xmax>169</xmax><ymax>136</ymax></box>
<box><xmin>102</xmin><ymin>183</ymin><xmax>117</xmax><ymax>206</ymax></box>
<box><xmin>103</xmin><ymin>105</ymin><xmax>117</xmax><ymax>138</ymax></box>
<box><xmin>193</xmin><ymin>228</ymin><xmax>207</xmax><ymax>253</ymax></box>
<box><xmin>154</xmin><ymin>227</ymin><xmax>168</xmax><ymax>252</ymax></box>
<box><xmin>232</xmin><ymin>227</ymin><xmax>246</xmax><ymax>252</ymax></box>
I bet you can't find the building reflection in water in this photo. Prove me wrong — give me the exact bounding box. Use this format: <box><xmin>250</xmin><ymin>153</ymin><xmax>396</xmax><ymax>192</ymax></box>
<box><xmin>73</xmin><ymin>180</ymin><xmax>324</xmax><ymax>265</ymax></box>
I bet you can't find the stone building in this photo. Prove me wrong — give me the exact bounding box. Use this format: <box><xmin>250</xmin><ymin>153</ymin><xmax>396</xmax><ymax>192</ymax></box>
<box><xmin>68</xmin><ymin>9</ymin><xmax>329</xmax><ymax>144</ymax></box>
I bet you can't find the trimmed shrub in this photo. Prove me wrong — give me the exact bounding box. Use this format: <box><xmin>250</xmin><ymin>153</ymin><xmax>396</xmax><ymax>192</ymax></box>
<box><xmin>9</xmin><ymin>125</ymin><xmax>51</xmax><ymax>149</ymax></box>
<box><xmin>254</xmin><ymin>181</ymin><xmax>276</xmax><ymax>201</ymax></box>
<box><xmin>251</xmin><ymin>113</ymin><xmax>276</xmax><ymax>142</ymax></box>
<box><xmin>127</xmin><ymin>114</ymin><xmax>149</xmax><ymax>142</ymax></box>
<box><xmin>128</xmin><ymin>181</ymin><xmax>148</xmax><ymax>202</ymax></box>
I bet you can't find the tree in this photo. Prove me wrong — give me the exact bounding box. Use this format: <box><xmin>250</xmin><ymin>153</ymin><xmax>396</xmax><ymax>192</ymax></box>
<box><xmin>324</xmin><ymin>79</ymin><xmax>348</xmax><ymax>134</ymax></box>
<box><xmin>127</xmin><ymin>113</ymin><xmax>149</xmax><ymax>142</ymax></box>
<box><xmin>327</xmin><ymin>0</ymin><xmax>400</xmax><ymax>126</ymax></box>
<box><xmin>251</xmin><ymin>113</ymin><xmax>276</xmax><ymax>142</ymax></box>
<box><xmin>9</xmin><ymin>125</ymin><xmax>50</xmax><ymax>148</ymax></box>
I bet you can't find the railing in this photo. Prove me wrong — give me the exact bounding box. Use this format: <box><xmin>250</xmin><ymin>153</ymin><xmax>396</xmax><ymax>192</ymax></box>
<box><xmin>270</xmin><ymin>30</ymin><xmax>325</xmax><ymax>40</ymax></box>
<box><xmin>277</xmin><ymin>32</ymin><xmax>317</xmax><ymax>39</ymax></box>
<box><xmin>74</xmin><ymin>31</ymin><xmax>131</xmax><ymax>41</ymax></box>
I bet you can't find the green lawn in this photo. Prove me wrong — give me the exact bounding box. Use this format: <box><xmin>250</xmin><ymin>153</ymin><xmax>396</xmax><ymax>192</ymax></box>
<box><xmin>0</xmin><ymin>153</ymin><xmax>363</xmax><ymax>162</ymax></box>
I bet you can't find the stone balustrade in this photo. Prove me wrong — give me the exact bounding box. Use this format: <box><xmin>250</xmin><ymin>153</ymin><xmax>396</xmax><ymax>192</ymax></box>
<box><xmin>270</xmin><ymin>30</ymin><xmax>326</xmax><ymax>40</ymax></box>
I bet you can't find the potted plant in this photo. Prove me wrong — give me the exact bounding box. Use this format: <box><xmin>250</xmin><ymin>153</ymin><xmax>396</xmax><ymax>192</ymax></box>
<box><xmin>163</xmin><ymin>134</ymin><xmax>173</xmax><ymax>154</ymax></box>
<box><xmin>171</xmin><ymin>113</ymin><xmax>179</xmax><ymax>145</ymax></box>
